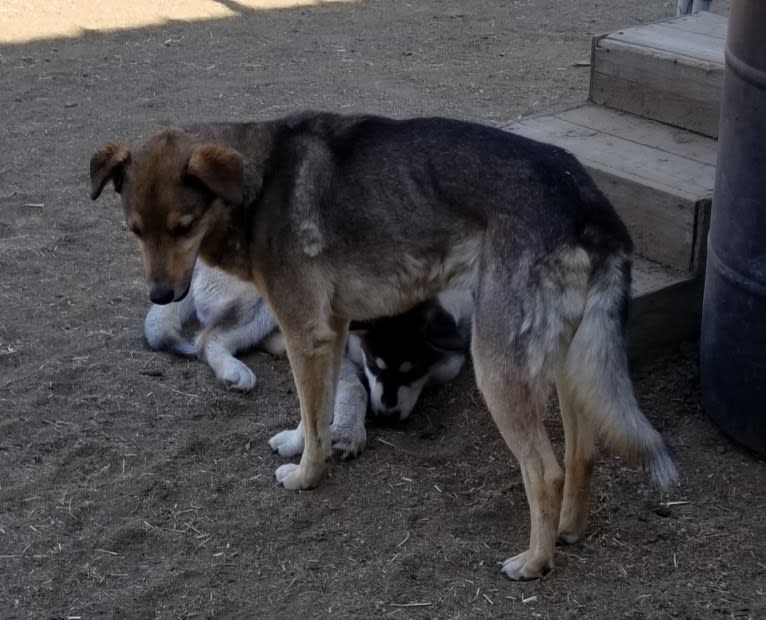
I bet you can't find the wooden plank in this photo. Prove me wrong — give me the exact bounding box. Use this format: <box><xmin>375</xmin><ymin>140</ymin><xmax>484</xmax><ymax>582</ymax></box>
<box><xmin>507</xmin><ymin>111</ymin><xmax>716</xmax><ymax>271</ymax></box>
<box><xmin>590</xmin><ymin>12</ymin><xmax>725</xmax><ymax>137</ymax></box>
<box><xmin>591</xmin><ymin>39</ymin><xmax>723</xmax><ymax>137</ymax></box>
<box><xmin>632</xmin><ymin>255</ymin><xmax>687</xmax><ymax>298</ymax></box>
<box><xmin>509</xmin><ymin>116</ymin><xmax>714</xmax><ymax>200</ymax></box>
<box><xmin>555</xmin><ymin>104</ymin><xmax>717</xmax><ymax>166</ymax></box>
<box><xmin>629</xmin><ymin>267</ymin><xmax>703</xmax><ymax>363</ymax></box>
<box><xmin>655</xmin><ymin>12</ymin><xmax>726</xmax><ymax>38</ymax></box>
<box><xmin>588</xmin><ymin>167</ymin><xmax>698</xmax><ymax>271</ymax></box>
<box><xmin>627</xmin><ymin>256</ymin><xmax>703</xmax><ymax>362</ymax></box>
<box><xmin>608</xmin><ymin>22</ymin><xmax>725</xmax><ymax>64</ymax></box>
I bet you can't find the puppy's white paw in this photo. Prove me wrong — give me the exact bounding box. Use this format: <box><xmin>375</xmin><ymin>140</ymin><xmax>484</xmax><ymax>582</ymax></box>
<box><xmin>268</xmin><ymin>427</ymin><xmax>305</xmax><ymax>458</ymax></box>
<box><xmin>500</xmin><ymin>550</ymin><xmax>553</xmax><ymax>581</ymax></box>
<box><xmin>331</xmin><ymin>422</ymin><xmax>366</xmax><ymax>459</ymax></box>
<box><xmin>217</xmin><ymin>358</ymin><xmax>256</xmax><ymax>392</ymax></box>
<box><xmin>274</xmin><ymin>462</ymin><xmax>325</xmax><ymax>490</ymax></box>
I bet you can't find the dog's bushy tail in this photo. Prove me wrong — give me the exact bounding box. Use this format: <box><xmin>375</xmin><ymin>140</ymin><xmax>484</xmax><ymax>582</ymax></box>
<box><xmin>143</xmin><ymin>294</ymin><xmax>197</xmax><ymax>357</ymax></box>
<box><xmin>562</xmin><ymin>252</ymin><xmax>678</xmax><ymax>489</ymax></box>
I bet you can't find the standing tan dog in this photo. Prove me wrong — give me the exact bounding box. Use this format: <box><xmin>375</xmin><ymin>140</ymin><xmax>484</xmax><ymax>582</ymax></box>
<box><xmin>91</xmin><ymin>113</ymin><xmax>677</xmax><ymax>580</ymax></box>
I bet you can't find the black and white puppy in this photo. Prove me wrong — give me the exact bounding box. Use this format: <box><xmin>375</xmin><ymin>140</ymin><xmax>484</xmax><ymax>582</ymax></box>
<box><xmin>356</xmin><ymin>290</ymin><xmax>472</xmax><ymax>423</ymax></box>
<box><xmin>144</xmin><ymin>261</ymin><xmax>471</xmax><ymax>456</ymax></box>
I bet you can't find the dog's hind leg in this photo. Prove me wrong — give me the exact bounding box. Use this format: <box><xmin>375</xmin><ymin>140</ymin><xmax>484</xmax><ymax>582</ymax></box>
<box><xmin>555</xmin><ymin>372</ymin><xmax>596</xmax><ymax>545</ymax></box>
<box><xmin>563</xmin><ymin>252</ymin><xmax>678</xmax><ymax>489</ymax></box>
<box><xmin>274</xmin><ymin>313</ymin><xmax>349</xmax><ymax>490</ymax></box>
<box><xmin>472</xmin><ymin>331</ymin><xmax>564</xmax><ymax>581</ymax></box>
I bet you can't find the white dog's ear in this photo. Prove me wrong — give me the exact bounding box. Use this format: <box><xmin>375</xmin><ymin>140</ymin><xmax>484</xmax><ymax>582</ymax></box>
<box><xmin>186</xmin><ymin>144</ymin><xmax>245</xmax><ymax>205</ymax></box>
<box><xmin>90</xmin><ymin>143</ymin><xmax>131</xmax><ymax>199</ymax></box>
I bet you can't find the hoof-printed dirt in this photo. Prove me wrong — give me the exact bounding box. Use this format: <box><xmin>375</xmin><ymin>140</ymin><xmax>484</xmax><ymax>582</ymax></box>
<box><xmin>2</xmin><ymin>1</ymin><xmax>764</xmax><ymax>618</ymax></box>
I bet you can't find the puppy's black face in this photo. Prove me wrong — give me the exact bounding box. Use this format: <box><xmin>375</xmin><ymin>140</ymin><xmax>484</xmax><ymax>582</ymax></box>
<box><xmin>362</xmin><ymin>338</ymin><xmax>440</xmax><ymax>423</ymax></box>
<box><xmin>359</xmin><ymin>300</ymin><xmax>466</xmax><ymax>422</ymax></box>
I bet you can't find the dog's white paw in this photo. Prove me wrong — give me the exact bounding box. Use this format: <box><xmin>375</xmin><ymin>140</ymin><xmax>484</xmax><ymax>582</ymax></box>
<box><xmin>274</xmin><ymin>463</ymin><xmax>300</xmax><ymax>487</ymax></box>
<box><xmin>268</xmin><ymin>427</ymin><xmax>305</xmax><ymax>458</ymax></box>
<box><xmin>274</xmin><ymin>462</ymin><xmax>325</xmax><ymax>490</ymax></box>
<box><xmin>500</xmin><ymin>550</ymin><xmax>553</xmax><ymax>581</ymax></box>
<box><xmin>331</xmin><ymin>422</ymin><xmax>366</xmax><ymax>459</ymax></box>
<box><xmin>217</xmin><ymin>358</ymin><xmax>256</xmax><ymax>391</ymax></box>
<box><xmin>557</xmin><ymin>531</ymin><xmax>581</xmax><ymax>546</ymax></box>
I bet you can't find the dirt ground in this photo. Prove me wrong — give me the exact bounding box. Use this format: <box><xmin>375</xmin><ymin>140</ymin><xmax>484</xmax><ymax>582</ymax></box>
<box><xmin>2</xmin><ymin>0</ymin><xmax>764</xmax><ymax>618</ymax></box>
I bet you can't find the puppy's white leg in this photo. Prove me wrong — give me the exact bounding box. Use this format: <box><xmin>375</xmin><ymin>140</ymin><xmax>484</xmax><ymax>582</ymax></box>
<box><xmin>268</xmin><ymin>421</ymin><xmax>305</xmax><ymax>457</ymax></box>
<box><xmin>331</xmin><ymin>357</ymin><xmax>368</xmax><ymax>459</ymax></box>
<box><xmin>274</xmin><ymin>315</ymin><xmax>349</xmax><ymax>490</ymax></box>
<box><xmin>144</xmin><ymin>293</ymin><xmax>197</xmax><ymax>355</ymax></box>
<box><xmin>259</xmin><ymin>331</ymin><xmax>286</xmax><ymax>356</ymax></box>
<box><xmin>198</xmin><ymin>304</ymin><xmax>280</xmax><ymax>391</ymax></box>
<box><xmin>201</xmin><ymin>334</ymin><xmax>256</xmax><ymax>391</ymax></box>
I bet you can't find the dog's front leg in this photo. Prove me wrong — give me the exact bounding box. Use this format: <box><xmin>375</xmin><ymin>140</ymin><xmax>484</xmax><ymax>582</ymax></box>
<box><xmin>268</xmin><ymin>356</ymin><xmax>367</xmax><ymax>459</ymax></box>
<box><xmin>275</xmin><ymin>315</ymin><xmax>349</xmax><ymax>490</ymax></box>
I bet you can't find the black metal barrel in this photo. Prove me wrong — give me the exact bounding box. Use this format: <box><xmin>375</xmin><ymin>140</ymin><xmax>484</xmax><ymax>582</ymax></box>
<box><xmin>701</xmin><ymin>0</ymin><xmax>766</xmax><ymax>456</ymax></box>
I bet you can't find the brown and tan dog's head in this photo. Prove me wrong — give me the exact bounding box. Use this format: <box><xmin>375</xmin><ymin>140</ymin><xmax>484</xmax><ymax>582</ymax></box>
<box><xmin>90</xmin><ymin>129</ymin><xmax>245</xmax><ymax>305</ymax></box>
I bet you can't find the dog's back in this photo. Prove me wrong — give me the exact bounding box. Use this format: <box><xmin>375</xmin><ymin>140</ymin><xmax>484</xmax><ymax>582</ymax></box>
<box><xmin>237</xmin><ymin>114</ymin><xmax>633</xmax><ymax>321</ymax></box>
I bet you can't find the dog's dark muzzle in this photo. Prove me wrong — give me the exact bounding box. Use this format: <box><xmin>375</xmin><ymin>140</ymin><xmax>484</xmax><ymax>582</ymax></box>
<box><xmin>149</xmin><ymin>281</ymin><xmax>191</xmax><ymax>305</ymax></box>
<box><xmin>367</xmin><ymin>407</ymin><xmax>408</xmax><ymax>426</ymax></box>
<box><xmin>149</xmin><ymin>284</ymin><xmax>174</xmax><ymax>305</ymax></box>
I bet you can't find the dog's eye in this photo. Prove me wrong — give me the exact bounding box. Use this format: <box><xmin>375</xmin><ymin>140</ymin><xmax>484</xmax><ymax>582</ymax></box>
<box><xmin>130</xmin><ymin>224</ymin><xmax>143</xmax><ymax>238</ymax></box>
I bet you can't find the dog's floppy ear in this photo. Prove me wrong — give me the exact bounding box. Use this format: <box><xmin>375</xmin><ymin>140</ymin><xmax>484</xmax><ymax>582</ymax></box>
<box><xmin>90</xmin><ymin>143</ymin><xmax>131</xmax><ymax>200</ymax></box>
<box><xmin>186</xmin><ymin>144</ymin><xmax>245</xmax><ymax>205</ymax></box>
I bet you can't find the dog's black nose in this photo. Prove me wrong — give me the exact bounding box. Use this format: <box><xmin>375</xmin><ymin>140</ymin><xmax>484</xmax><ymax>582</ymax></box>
<box><xmin>149</xmin><ymin>285</ymin><xmax>175</xmax><ymax>305</ymax></box>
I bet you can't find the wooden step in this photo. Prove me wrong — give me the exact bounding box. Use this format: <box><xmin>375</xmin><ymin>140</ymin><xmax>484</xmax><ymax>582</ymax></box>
<box><xmin>590</xmin><ymin>12</ymin><xmax>726</xmax><ymax>138</ymax></box>
<box><xmin>630</xmin><ymin>257</ymin><xmax>702</xmax><ymax>361</ymax></box>
<box><xmin>503</xmin><ymin>104</ymin><xmax>716</xmax><ymax>273</ymax></box>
